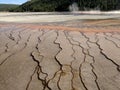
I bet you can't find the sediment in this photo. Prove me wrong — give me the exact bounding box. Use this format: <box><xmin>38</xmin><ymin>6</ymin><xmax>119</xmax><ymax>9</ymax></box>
<box><xmin>0</xmin><ymin>23</ymin><xmax>120</xmax><ymax>90</ymax></box>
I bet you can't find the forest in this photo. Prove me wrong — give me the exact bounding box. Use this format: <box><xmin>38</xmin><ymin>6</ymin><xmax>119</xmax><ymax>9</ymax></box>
<box><xmin>9</xmin><ymin>0</ymin><xmax>120</xmax><ymax>12</ymax></box>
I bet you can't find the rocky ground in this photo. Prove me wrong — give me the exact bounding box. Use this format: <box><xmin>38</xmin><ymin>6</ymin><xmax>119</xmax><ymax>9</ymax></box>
<box><xmin>0</xmin><ymin>13</ymin><xmax>120</xmax><ymax>90</ymax></box>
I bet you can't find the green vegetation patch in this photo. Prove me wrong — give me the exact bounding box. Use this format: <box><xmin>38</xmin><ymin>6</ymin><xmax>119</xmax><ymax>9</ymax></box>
<box><xmin>0</xmin><ymin>4</ymin><xmax>19</xmax><ymax>11</ymax></box>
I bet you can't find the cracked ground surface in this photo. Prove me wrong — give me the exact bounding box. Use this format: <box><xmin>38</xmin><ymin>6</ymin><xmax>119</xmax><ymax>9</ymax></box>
<box><xmin>0</xmin><ymin>14</ymin><xmax>120</xmax><ymax>90</ymax></box>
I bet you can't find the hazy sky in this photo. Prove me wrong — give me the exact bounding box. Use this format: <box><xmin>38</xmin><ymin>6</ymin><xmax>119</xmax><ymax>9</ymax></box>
<box><xmin>0</xmin><ymin>0</ymin><xmax>27</xmax><ymax>4</ymax></box>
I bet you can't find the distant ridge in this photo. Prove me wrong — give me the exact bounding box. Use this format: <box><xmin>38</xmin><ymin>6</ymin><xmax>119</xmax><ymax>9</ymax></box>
<box><xmin>0</xmin><ymin>4</ymin><xmax>19</xmax><ymax>11</ymax></box>
<box><xmin>11</xmin><ymin>0</ymin><xmax>71</xmax><ymax>12</ymax></box>
<box><xmin>8</xmin><ymin>0</ymin><xmax>120</xmax><ymax>12</ymax></box>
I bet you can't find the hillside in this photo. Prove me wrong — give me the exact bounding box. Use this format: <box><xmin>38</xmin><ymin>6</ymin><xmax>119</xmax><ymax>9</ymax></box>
<box><xmin>0</xmin><ymin>4</ymin><xmax>19</xmax><ymax>11</ymax></box>
<box><xmin>10</xmin><ymin>0</ymin><xmax>120</xmax><ymax>12</ymax></box>
<box><xmin>11</xmin><ymin>0</ymin><xmax>71</xmax><ymax>12</ymax></box>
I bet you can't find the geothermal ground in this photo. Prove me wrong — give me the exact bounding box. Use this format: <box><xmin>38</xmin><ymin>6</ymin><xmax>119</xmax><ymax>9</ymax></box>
<box><xmin>0</xmin><ymin>12</ymin><xmax>120</xmax><ymax>90</ymax></box>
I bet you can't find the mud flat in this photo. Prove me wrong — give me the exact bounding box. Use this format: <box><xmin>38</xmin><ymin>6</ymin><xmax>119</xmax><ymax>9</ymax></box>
<box><xmin>0</xmin><ymin>12</ymin><xmax>120</xmax><ymax>23</ymax></box>
<box><xmin>0</xmin><ymin>13</ymin><xmax>120</xmax><ymax>90</ymax></box>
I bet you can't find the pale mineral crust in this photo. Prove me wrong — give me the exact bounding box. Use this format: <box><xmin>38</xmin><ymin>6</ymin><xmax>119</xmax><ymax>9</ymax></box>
<box><xmin>0</xmin><ymin>13</ymin><xmax>120</xmax><ymax>90</ymax></box>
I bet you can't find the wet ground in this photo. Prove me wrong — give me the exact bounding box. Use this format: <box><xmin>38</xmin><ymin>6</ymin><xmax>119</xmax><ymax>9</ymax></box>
<box><xmin>0</xmin><ymin>12</ymin><xmax>120</xmax><ymax>90</ymax></box>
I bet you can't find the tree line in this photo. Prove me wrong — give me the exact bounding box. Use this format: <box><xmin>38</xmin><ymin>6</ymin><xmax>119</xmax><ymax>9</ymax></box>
<box><xmin>10</xmin><ymin>0</ymin><xmax>120</xmax><ymax>12</ymax></box>
<box><xmin>78</xmin><ymin>0</ymin><xmax>120</xmax><ymax>11</ymax></box>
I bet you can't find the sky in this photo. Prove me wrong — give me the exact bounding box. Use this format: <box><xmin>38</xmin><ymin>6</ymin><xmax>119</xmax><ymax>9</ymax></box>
<box><xmin>0</xmin><ymin>0</ymin><xmax>28</xmax><ymax>4</ymax></box>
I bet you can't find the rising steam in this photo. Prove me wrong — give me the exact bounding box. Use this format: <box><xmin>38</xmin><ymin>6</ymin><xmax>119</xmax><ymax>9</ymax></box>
<box><xmin>69</xmin><ymin>2</ymin><xmax>79</xmax><ymax>12</ymax></box>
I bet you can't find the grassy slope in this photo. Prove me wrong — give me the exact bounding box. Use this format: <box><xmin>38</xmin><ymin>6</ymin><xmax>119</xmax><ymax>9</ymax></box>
<box><xmin>0</xmin><ymin>4</ymin><xmax>19</xmax><ymax>11</ymax></box>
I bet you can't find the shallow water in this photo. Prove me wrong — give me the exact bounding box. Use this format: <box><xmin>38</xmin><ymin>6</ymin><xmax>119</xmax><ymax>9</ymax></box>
<box><xmin>0</xmin><ymin>12</ymin><xmax>120</xmax><ymax>23</ymax></box>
